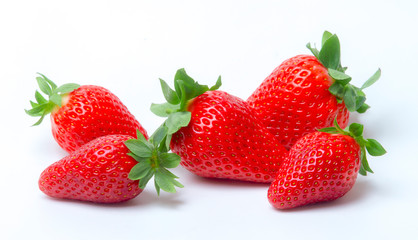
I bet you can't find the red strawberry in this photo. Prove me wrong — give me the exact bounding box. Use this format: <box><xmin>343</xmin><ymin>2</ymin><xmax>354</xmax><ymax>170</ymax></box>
<box><xmin>267</xmin><ymin>120</ymin><xmax>386</xmax><ymax>209</ymax></box>
<box><xmin>150</xmin><ymin>69</ymin><xmax>288</xmax><ymax>183</ymax></box>
<box><xmin>247</xmin><ymin>31</ymin><xmax>381</xmax><ymax>149</ymax></box>
<box><xmin>39</xmin><ymin>134</ymin><xmax>142</xmax><ymax>203</ymax></box>
<box><xmin>40</xmin><ymin>132</ymin><xmax>185</xmax><ymax>203</ymax></box>
<box><xmin>26</xmin><ymin>73</ymin><xmax>148</xmax><ymax>152</ymax></box>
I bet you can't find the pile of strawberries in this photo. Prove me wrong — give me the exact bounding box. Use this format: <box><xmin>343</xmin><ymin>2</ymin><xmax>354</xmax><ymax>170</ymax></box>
<box><xmin>27</xmin><ymin>31</ymin><xmax>386</xmax><ymax>209</ymax></box>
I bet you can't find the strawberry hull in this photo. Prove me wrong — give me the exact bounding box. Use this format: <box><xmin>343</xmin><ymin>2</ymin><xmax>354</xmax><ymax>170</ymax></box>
<box><xmin>171</xmin><ymin>90</ymin><xmax>288</xmax><ymax>183</ymax></box>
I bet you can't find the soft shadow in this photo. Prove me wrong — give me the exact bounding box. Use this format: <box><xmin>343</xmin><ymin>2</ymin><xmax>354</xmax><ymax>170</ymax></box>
<box><xmin>270</xmin><ymin>179</ymin><xmax>375</xmax><ymax>213</ymax></box>
<box><xmin>187</xmin><ymin>174</ymin><xmax>272</xmax><ymax>189</ymax></box>
<box><xmin>40</xmin><ymin>189</ymin><xmax>185</xmax><ymax>209</ymax></box>
<box><xmin>128</xmin><ymin>190</ymin><xmax>185</xmax><ymax>209</ymax></box>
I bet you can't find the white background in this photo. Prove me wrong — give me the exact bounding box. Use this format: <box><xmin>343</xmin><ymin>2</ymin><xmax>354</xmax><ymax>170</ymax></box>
<box><xmin>1</xmin><ymin>0</ymin><xmax>417</xmax><ymax>239</ymax></box>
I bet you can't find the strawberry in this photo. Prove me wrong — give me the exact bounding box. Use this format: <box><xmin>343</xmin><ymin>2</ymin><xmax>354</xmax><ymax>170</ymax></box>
<box><xmin>267</xmin><ymin>120</ymin><xmax>386</xmax><ymax>209</ymax></box>
<box><xmin>26</xmin><ymin>73</ymin><xmax>148</xmax><ymax>152</ymax></box>
<box><xmin>149</xmin><ymin>69</ymin><xmax>288</xmax><ymax>183</ymax></box>
<box><xmin>39</xmin><ymin>134</ymin><xmax>142</xmax><ymax>203</ymax></box>
<box><xmin>39</xmin><ymin>131</ymin><xmax>184</xmax><ymax>203</ymax></box>
<box><xmin>247</xmin><ymin>31</ymin><xmax>381</xmax><ymax>149</ymax></box>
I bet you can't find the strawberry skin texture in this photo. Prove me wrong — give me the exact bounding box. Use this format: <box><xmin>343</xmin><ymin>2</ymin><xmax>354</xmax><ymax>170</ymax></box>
<box><xmin>171</xmin><ymin>90</ymin><xmax>288</xmax><ymax>183</ymax></box>
<box><xmin>39</xmin><ymin>135</ymin><xmax>142</xmax><ymax>203</ymax></box>
<box><xmin>50</xmin><ymin>85</ymin><xmax>148</xmax><ymax>152</ymax></box>
<box><xmin>267</xmin><ymin>131</ymin><xmax>361</xmax><ymax>209</ymax></box>
<box><xmin>247</xmin><ymin>55</ymin><xmax>349</xmax><ymax>149</ymax></box>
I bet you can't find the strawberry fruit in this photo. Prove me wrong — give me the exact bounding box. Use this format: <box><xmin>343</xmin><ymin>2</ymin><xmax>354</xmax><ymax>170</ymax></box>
<box><xmin>39</xmin><ymin>134</ymin><xmax>142</xmax><ymax>203</ymax></box>
<box><xmin>247</xmin><ymin>31</ymin><xmax>381</xmax><ymax>149</ymax></box>
<box><xmin>149</xmin><ymin>69</ymin><xmax>288</xmax><ymax>183</ymax></box>
<box><xmin>26</xmin><ymin>73</ymin><xmax>148</xmax><ymax>152</ymax></box>
<box><xmin>267</xmin><ymin>120</ymin><xmax>386</xmax><ymax>209</ymax></box>
<box><xmin>39</xmin><ymin>130</ymin><xmax>184</xmax><ymax>203</ymax></box>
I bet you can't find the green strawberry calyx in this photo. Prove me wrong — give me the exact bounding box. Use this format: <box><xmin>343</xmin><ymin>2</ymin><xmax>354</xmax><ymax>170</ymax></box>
<box><xmin>124</xmin><ymin>129</ymin><xmax>184</xmax><ymax>195</ymax></box>
<box><xmin>25</xmin><ymin>73</ymin><xmax>80</xmax><ymax>126</ymax></box>
<box><xmin>125</xmin><ymin>68</ymin><xmax>221</xmax><ymax>194</ymax></box>
<box><xmin>318</xmin><ymin>118</ymin><xmax>386</xmax><ymax>176</ymax></box>
<box><xmin>307</xmin><ymin>31</ymin><xmax>381</xmax><ymax>113</ymax></box>
<box><xmin>150</xmin><ymin>68</ymin><xmax>221</xmax><ymax>151</ymax></box>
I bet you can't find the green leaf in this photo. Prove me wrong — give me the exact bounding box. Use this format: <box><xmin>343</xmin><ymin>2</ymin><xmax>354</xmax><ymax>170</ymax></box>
<box><xmin>194</xmin><ymin>83</ymin><xmax>210</xmax><ymax>99</ymax></box>
<box><xmin>37</xmin><ymin>73</ymin><xmax>57</xmax><ymax>89</ymax></box>
<box><xmin>358</xmin><ymin>163</ymin><xmax>367</xmax><ymax>176</ymax></box>
<box><xmin>29</xmin><ymin>101</ymin><xmax>39</xmax><ymax>109</ymax></box>
<box><xmin>127</xmin><ymin>152</ymin><xmax>148</xmax><ymax>162</ymax></box>
<box><xmin>25</xmin><ymin>104</ymin><xmax>47</xmax><ymax>116</ymax></box>
<box><xmin>356</xmin><ymin>103</ymin><xmax>370</xmax><ymax>113</ymax></box>
<box><xmin>317</xmin><ymin>127</ymin><xmax>339</xmax><ymax>134</ymax></box>
<box><xmin>49</xmin><ymin>94</ymin><xmax>62</xmax><ymax>107</ymax></box>
<box><xmin>165</xmin><ymin>111</ymin><xmax>192</xmax><ymax>135</ymax></box>
<box><xmin>176</xmin><ymin>80</ymin><xmax>188</xmax><ymax>110</ymax></box>
<box><xmin>360</xmin><ymin>148</ymin><xmax>374</xmax><ymax>174</ymax></box>
<box><xmin>343</xmin><ymin>85</ymin><xmax>358</xmax><ymax>112</ymax></box>
<box><xmin>124</xmin><ymin>139</ymin><xmax>153</xmax><ymax>158</ymax></box>
<box><xmin>349</xmin><ymin>123</ymin><xmax>364</xmax><ymax>137</ymax></box>
<box><xmin>172</xmin><ymin>178</ymin><xmax>184</xmax><ymax>188</ymax></box>
<box><xmin>150</xmin><ymin>125</ymin><xmax>168</xmax><ymax>147</ymax></box>
<box><xmin>136</xmin><ymin>129</ymin><xmax>147</xmax><ymax>142</ymax></box>
<box><xmin>159</xmin><ymin>153</ymin><xmax>181</xmax><ymax>168</ymax></box>
<box><xmin>55</xmin><ymin>83</ymin><xmax>80</xmax><ymax>94</ymax></box>
<box><xmin>328</xmin><ymin>68</ymin><xmax>351</xmax><ymax>85</ymax></box>
<box><xmin>209</xmin><ymin>76</ymin><xmax>222</xmax><ymax>90</ymax></box>
<box><xmin>332</xmin><ymin>117</ymin><xmax>345</xmax><ymax>134</ymax></box>
<box><xmin>361</xmin><ymin>68</ymin><xmax>381</xmax><ymax>90</ymax></box>
<box><xmin>355</xmin><ymin>96</ymin><xmax>366</xmax><ymax>110</ymax></box>
<box><xmin>306</xmin><ymin>43</ymin><xmax>320</xmax><ymax>59</ymax></box>
<box><xmin>160</xmin><ymin>79</ymin><xmax>180</xmax><ymax>105</ymax></box>
<box><xmin>329</xmin><ymin>82</ymin><xmax>345</xmax><ymax>98</ymax></box>
<box><xmin>31</xmin><ymin>114</ymin><xmax>46</xmax><ymax>126</ymax></box>
<box><xmin>150</xmin><ymin>103</ymin><xmax>180</xmax><ymax>117</ymax></box>
<box><xmin>354</xmin><ymin>87</ymin><xmax>366</xmax><ymax>109</ymax></box>
<box><xmin>318</xmin><ymin>34</ymin><xmax>341</xmax><ymax>70</ymax></box>
<box><xmin>129</xmin><ymin>160</ymin><xmax>152</xmax><ymax>180</ymax></box>
<box><xmin>322</xmin><ymin>31</ymin><xmax>333</xmax><ymax>47</ymax></box>
<box><xmin>154</xmin><ymin>170</ymin><xmax>175</xmax><ymax>193</ymax></box>
<box><xmin>154</xmin><ymin>179</ymin><xmax>161</xmax><ymax>196</ymax></box>
<box><xmin>366</xmin><ymin>139</ymin><xmax>387</xmax><ymax>156</ymax></box>
<box><xmin>138</xmin><ymin>171</ymin><xmax>154</xmax><ymax>190</ymax></box>
<box><xmin>165</xmin><ymin>134</ymin><xmax>173</xmax><ymax>151</ymax></box>
<box><xmin>174</xmin><ymin>68</ymin><xmax>196</xmax><ymax>88</ymax></box>
<box><xmin>36</xmin><ymin>76</ymin><xmax>52</xmax><ymax>96</ymax></box>
<box><xmin>35</xmin><ymin>90</ymin><xmax>47</xmax><ymax>104</ymax></box>
<box><xmin>154</xmin><ymin>169</ymin><xmax>183</xmax><ymax>193</ymax></box>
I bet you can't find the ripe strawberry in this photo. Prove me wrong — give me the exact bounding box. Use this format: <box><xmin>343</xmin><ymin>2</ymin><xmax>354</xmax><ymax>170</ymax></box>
<box><xmin>150</xmin><ymin>69</ymin><xmax>288</xmax><ymax>182</ymax></box>
<box><xmin>267</xmin><ymin>120</ymin><xmax>386</xmax><ymax>209</ymax></box>
<box><xmin>26</xmin><ymin>73</ymin><xmax>148</xmax><ymax>152</ymax></box>
<box><xmin>39</xmin><ymin>131</ymin><xmax>184</xmax><ymax>203</ymax></box>
<box><xmin>247</xmin><ymin>31</ymin><xmax>381</xmax><ymax>149</ymax></box>
<box><xmin>39</xmin><ymin>134</ymin><xmax>142</xmax><ymax>203</ymax></box>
